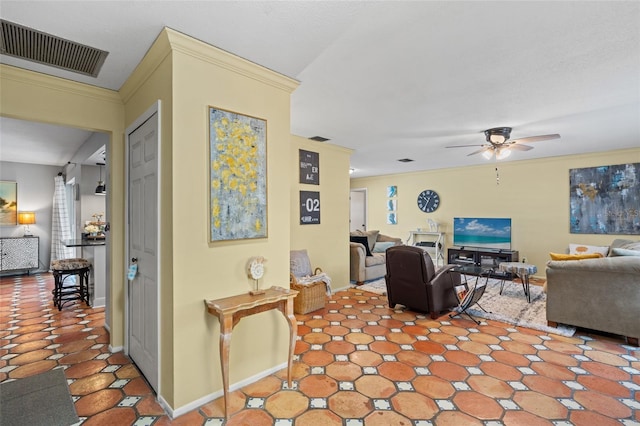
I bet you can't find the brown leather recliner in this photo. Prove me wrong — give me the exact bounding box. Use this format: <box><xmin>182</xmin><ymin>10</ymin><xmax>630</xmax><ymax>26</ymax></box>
<box><xmin>385</xmin><ymin>245</ymin><xmax>461</xmax><ymax>319</ymax></box>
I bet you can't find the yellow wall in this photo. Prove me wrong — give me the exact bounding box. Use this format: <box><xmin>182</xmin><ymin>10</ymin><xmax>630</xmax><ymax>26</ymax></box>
<box><xmin>290</xmin><ymin>136</ymin><xmax>353</xmax><ymax>289</ymax></box>
<box><xmin>351</xmin><ymin>148</ymin><xmax>640</xmax><ymax>277</ymax></box>
<box><xmin>0</xmin><ymin>64</ymin><xmax>126</xmax><ymax>345</ymax></box>
<box><xmin>119</xmin><ymin>29</ymin><xmax>299</xmax><ymax>409</ymax></box>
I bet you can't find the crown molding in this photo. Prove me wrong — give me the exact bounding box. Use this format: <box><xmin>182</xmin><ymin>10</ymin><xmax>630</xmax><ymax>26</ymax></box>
<box><xmin>0</xmin><ymin>64</ymin><xmax>121</xmax><ymax>104</ymax></box>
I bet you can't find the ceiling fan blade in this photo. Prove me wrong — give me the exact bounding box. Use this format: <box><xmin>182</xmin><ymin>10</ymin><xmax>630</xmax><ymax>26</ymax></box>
<box><xmin>509</xmin><ymin>144</ymin><xmax>534</xmax><ymax>151</ymax></box>
<box><xmin>446</xmin><ymin>144</ymin><xmax>485</xmax><ymax>148</ymax></box>
<box><xmin>467</xmin><ymin>147</ymin><xmax>490</xmax><ymax>156</ymax></box>
<box><xmin>511</xmin><ymin>134</ymin><xmax>560</xmax><ymax>144</ymax></box>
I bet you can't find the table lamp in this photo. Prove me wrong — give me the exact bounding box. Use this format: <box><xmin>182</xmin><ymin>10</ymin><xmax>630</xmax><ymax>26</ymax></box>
<box><xmin>18</xmin><ymin>211</ymin><xmax>36</xmax><ymax>236</ymax></box>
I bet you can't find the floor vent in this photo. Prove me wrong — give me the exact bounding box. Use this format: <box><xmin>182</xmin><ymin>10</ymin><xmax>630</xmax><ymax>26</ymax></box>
<box><xmin>0</xmin><ymin>19</ymin><xmax>108</xmax><ymax>78</ymax></box>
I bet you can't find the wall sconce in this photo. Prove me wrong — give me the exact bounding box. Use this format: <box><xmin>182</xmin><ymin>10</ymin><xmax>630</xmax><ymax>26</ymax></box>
<box><xmin>95</xmin><ymin>162</ymin><xmax>106</xmax><ymax>195</ymax></box>
<box><xmin>18</xmin><ymin>211</ymin><xmax>36</xmax><ymax>236</ymax></box>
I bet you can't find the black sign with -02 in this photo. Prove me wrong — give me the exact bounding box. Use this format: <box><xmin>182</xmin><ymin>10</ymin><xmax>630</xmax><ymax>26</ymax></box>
<box><xmin>300</xmin><ymin>191</ymin><xmax>320</xmax><ymax>225</ymax></box>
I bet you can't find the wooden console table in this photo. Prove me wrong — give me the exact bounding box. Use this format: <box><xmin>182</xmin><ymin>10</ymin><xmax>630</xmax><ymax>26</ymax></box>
<box><xmin>204</xmin><ymin>286</ymin><xmax>299</xmax><ymax>419</ymax></box>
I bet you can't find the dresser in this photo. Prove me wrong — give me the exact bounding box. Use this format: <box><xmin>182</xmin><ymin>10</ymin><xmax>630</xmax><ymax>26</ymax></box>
<box><xmin>0</xmin><ymin>237</ymin><xmax>39</xmax><ymax>273</ymax></box>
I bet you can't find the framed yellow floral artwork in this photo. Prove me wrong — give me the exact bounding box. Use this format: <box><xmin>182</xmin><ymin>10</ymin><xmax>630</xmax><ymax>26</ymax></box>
<box><xmin>209</xmin><ymin>107</ymin><xmax>267</xmax><ymax>242</ymax></box>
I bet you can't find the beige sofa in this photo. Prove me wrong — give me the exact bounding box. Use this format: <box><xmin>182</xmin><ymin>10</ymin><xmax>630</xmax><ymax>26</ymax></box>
<box><xmin>350</xmin><ymin>230</ymin><xmax>402</xmax><ymax>285</ymax></box>
<box><xmin>546</xmin><ymin>238</ymin><xmax>640</xmax><ymax>345</ymax></box>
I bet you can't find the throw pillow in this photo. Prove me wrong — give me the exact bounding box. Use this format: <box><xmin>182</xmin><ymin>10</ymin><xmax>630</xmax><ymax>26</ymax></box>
<box><xmin>569</xmin><ymin>243</ymin><xmax>610</xmax><ymax>257</ymax></box>
<box><xmin>350</xmin><ymin>235</ymin><xmax>373</xmax><ymax>256</ymax></box>
<box><xmin>549</xmin><ymin>252</ymin><xmax>603</xmax><ymax>261</ymax></box>
<box><xmin>290</xmin><ymin>250</ymin><xmax>312</xmax><ymax>277</ymax></box>
<box><xmin>621</xmin><ymin>241</ymin><xmax>640</xmax><ymax>251</ymax></box>
<box><xmin>611</xmin><ymin>247</ymin><xmax>640</xmax><ymax>257</ymax></box>
<box><xmin>372</xmin><ymin>241</ymin><xmax>395</xmax><ymax>253</ymax></box>
<box><xmin>359</xmin><ymin>230</ymin><xmax>379</xmax><ymax>252</ymax></box>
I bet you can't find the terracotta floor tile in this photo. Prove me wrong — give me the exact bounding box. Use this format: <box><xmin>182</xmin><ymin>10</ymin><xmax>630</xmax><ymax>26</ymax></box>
<box><xmin>81</xmin><ymin>407</ymin><xmax>138</xmax><ymax>426</ymax></box>
<box><xmin>325</xmin><ymin>361</ymin><xmax>363</xmax><ymax>381</ymax></box>
<box><xmin>8</xmin><ymin>359</ymin><xmax>57</xmax><ymax>378</ymax></box>
<box><xmin>349</xmin><ymin>350</ymin><xmax>383</xmax><ymax>367</ymax></box>
<box><xmin>345</xmin><ymin>331</ymin><xmax>375</xmax><ymax>345</ymax></box>
<box><xmin>241</xmin><ymin>374</ymin><xmax>282</xmax><ymax>397</ymax></box>
<box><xmin>433</xmin><ymin>410</ymin><xmax>484</xmax><ymax>426</ymax></box>
<box><xmin>454</xmin><ymin>390</ymin><xmax>504</xmax><ymax>420</ymax></box>
<box><xmin>503</xmin><ymin>410</ymin><xmax>554</xmax><ymax>426</ymax></box>
<box><xmin>444</xmin><ymin>350</ymin><xmax>481</xmax><ymax>366</ymax></box>
<box><xmin>580</xmin><ymin>361</ymin><xmax>630</xmax><ymax>381</ymax></box>
<box><xmin>530</xmin><ymin>361</ymin><xmax>575</xmax><ymax>381</ymax></box>
<box><xmin>264</xmin><ymin>391</ymin><xmax>309</xmax><ymax>418</ymax></box>
<box><xmin>136</xmin><ymin>395</ymin><xmax>167</xmax><ymax>416</ymax></box>
<box><xmin>523</xmin><ymin>375</ymin><xmax>571</xmax><ymax>397</ymax></box>
<box><xmin>9</xmin><ymin>348</ymin><xmax>53</xmax><ymax>365</ymax></box>
<box><xmin>301</xmin><ymin>350</ymin><xmax>334</xmax><ymax>366</ymax></box>
<box><xmin>354</xmin><ymin>375</ymin><xmax>396</xmax><ymax>398</ymax></box>
<box><xmin>377</xmin><ymin>361</ymin><xmax>416</xmax><ymax>381</ymax></box>
<box><xmin>480</xmin><ymin>361</ymin><xmax>522</xmax><ymax>381</ymax></box>
<box><xmin>3</xmin><ymin>274</ymin><xmax>638</xmax><ymax>426</ymax></box>
<box><xmin>328</xmin><ymin>391</ymin><xmax>372</xmax><ymax>418</ymax></box>
<box><xmin>426</xmin><ymin>332</ymin><xmax>460</xmax><ymax>344</ymax></box>
<box><xmin>69</xmin><ymin>373</ymin><xmax>116</xmax><ymax>396</ymax></box>
<box><xmin>295</xmin><ymin>409</ymin><xmax>343</xmax><ymax>426</ymax></box>
<box><xmin>468</xmin><ymin>332</ymin><xmax>501</xmax><ymax>345</ymax></box>
<box><xmin>577</xmin><ymin>374</ymin><xmax>631</xmax><ymax>397</ymax></box>
<box><xmin>573</xmin><ymin>390</ymin><xmax>633</xmax><ymax>419</ymax></box>
<box><xmin>585</xmin><ymin>349</ymin><xmax>628</xmax><ymax>366</ymax></box>
<box><xmin>514</xmin><ymin>391</ymin><xmax>569</xmax><ymax>419</ymax></box>
<box><xmin>570</xmin><ymin>411</ymin><xmax>628</xmax><ymax>426</ymax></box>
<box><xmin>64</xmin><ymin>360</ymin><xmax>108</xmax><ymax>379</ymax></box>
<box><xmin>468</xmin><ymin>375</ymin><xmax>514</xmax><ymax>398</ymax></box>
<box><xmin>123</xmin><ymin>376</ymin><xmax>152</xmax><ymax>395</ymax></box>
<box><xmin>390</xmin><ymin>391</ymin><xmax>438</xmax><ymax>420</ymax></box>
<box><xmin>11</xmin><ymin>331</ymin><xmax>50</xmax><ymax>344</ymax></box>
<box><xmin>74</xmin><ymin>388</ymin><xmax>123</xmax><ymax>417</ymax></box>
<box><xmin>429</xmin><ymin>361</ymin><xmax>470</xmax><ymax>381</ymax></box>
<box><xmin>324</xmin><ymin>340</ymin><xmax>355</xmax><ymax>355</ymax></box>
<box><xmin>414</xmin><ymin>340</ymin><xmax>446</xmax><ymax>354</ymax></box>
<box><xmin>298</xmin><ymin>374</ymin><xmax>338</xmax><ymax>397</ymax></box>
<box><xmin>302</xmin><ymin>332</ymin><xmax>331</xmax><ymax>345</ymax></box>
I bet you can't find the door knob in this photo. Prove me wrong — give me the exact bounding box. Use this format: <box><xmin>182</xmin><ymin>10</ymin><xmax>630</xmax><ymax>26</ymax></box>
<box><xmin>131</xmin><ymin>257</ymin><xmax>138</xmax><ymax>263</ymax></box>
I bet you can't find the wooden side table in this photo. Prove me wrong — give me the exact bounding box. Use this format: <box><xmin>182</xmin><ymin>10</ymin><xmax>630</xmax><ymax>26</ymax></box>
<box><xmin>204</xmin><ymin>286</ymin><xmax>299</xmax><ymax>419</ymax></box>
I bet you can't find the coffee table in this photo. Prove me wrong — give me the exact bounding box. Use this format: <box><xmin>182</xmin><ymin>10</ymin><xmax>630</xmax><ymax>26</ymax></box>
<box><xmin>498</xmin><ymin>262</ymin><xmax>537</xmax><ymax>303</ymax></box>
<box><xmin>448</xmin><ymin>265</ymin><xmax>493</xmax><ymax>324</ymax></box>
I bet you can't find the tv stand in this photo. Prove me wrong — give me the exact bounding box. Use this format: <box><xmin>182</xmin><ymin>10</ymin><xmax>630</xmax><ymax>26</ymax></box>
<box><xmin>448</xmin><ymin>247</ymin><xmax>519</xmax><ymax>279</ymax></box>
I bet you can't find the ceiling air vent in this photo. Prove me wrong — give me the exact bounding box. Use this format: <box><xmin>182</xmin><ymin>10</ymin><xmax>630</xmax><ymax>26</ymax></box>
<box><xmin>397</xmin><ymin>158</ymin><xmax>414</xmax><ymax>162</ymax></box>
<box><xmin>0</xmin><ymin>19</ymin><xmax>108</xmax><ymax>77</ymax></box>
<box><xmin>309</xmin><ymin>136</ymin><xmax>330</xmax><ymax>142</ymax></box>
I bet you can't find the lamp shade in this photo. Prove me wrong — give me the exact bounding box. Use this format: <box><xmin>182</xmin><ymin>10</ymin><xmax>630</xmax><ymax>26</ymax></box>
<box><xmin>18</xmin><ymin>211</ymin><xmax>36</xmax><ymax>225</ymax></box>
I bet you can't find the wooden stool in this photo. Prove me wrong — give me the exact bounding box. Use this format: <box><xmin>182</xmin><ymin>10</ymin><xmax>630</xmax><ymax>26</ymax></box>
<box><xmin>51</xmin><ymin>258</ymin><xmax>91</xmax><ymax>310</ymax></box>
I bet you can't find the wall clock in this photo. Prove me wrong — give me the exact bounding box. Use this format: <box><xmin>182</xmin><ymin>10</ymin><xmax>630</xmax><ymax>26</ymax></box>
<box><xmin>417</xmin><ymin>190</ymin><xmax>440</xmax><ymax>213</ymax></box>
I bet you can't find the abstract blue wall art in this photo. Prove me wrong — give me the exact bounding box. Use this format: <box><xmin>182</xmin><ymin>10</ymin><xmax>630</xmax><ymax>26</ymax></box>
<box><xmin>569</xmin><ymin>163</ymin><xmax>639</xmax><ymax>234</ymax></box>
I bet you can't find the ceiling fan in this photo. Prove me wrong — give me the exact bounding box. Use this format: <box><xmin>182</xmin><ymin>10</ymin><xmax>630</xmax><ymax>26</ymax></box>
<box><xmin>446</xmin><ymin>127</ymin><xmax>560</xmax><ymax>160</ymax></box>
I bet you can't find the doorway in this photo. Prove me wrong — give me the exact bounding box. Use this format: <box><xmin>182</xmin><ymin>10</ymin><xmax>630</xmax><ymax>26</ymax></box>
<box><xmin>126</xmin><ymin>102</ymin><xmax>161</xmax><ymax>393</ymax></box>
<box><xmin>350</xmin><ymin>188</ymin><xmax>367</xmax><ymax>232</ymax></box>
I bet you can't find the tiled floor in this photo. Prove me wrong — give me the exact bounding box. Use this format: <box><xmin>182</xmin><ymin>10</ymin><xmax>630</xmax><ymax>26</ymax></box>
<box><xmin>1</xmin><ymin>273</ymin><xmax>638</xmax><ymax>425</ymax></box>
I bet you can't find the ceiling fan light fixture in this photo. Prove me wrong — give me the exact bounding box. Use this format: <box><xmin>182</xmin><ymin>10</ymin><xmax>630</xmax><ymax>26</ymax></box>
<box><xmin>482</xmin><ymin>150</ymin><xmax>494</xmax><ymax>160</ymax></box>
<box><xmin>484</xmin><ymin>127</ymin><xmax>512</xmax><ymax>145</ymax></box>
<box><xmin>496</xmin><ymin>147</ymin><xmax>511</xmax><ymax>160</ymax></box>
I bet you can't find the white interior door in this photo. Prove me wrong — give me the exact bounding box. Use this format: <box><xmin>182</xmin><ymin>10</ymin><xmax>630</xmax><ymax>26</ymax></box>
<box><xmin>127</xmin><ymin>110</ymin><xmax>159</xmax><ymax>392</ymax></box>
<box><xmin>350</xmin><ymin>189</ymin><xmax>367</xmax><ymax>232</ymax></box>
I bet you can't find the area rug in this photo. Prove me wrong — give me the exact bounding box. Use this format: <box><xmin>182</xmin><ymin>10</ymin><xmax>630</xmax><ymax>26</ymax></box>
<box><xmin>353</xmin><ymin>277</ymin><xmax>576</xmax><ymax>337</ymax></box>
<box><xmin>0</xmin><ymin>368</ymin><xmax>79</xmax><ymax>426</ymax></box>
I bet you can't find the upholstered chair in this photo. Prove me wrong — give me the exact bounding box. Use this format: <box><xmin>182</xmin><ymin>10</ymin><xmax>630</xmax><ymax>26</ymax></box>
<box><xmin>385</xmin><ymin>245</ymin><xmax>460</xmax><ymax>319</ymax></box>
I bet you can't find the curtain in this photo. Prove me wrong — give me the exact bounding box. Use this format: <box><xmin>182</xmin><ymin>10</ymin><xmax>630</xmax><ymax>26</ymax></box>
<box><xmin>50</xmin><ymin>175</ymin><xmax>73</xmax><ymax>266</ymax></box>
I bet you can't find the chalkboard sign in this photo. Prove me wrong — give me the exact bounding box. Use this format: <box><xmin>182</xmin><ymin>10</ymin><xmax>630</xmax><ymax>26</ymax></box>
<box><xmin>299</xmin><ymin>150</ymin><xmax>319</xmax><ymax>185</ymax></box>
<box><xmin>300</xmin><ymin>191</ymin><xmax>320</xmax><ymax>224</ymax></box>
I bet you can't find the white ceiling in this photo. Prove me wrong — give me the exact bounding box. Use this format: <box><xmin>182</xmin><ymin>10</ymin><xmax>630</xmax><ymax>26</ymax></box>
<box><xmin>1</xmin><ymin>1</ymin><xmax>639</xmax><ymax>176</ymax></box>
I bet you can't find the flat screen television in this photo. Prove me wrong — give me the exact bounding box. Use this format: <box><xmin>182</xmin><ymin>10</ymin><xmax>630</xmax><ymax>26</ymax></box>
<box><xmin>453</xmin><ymin>217</ymin><xmax>512</xmax><ymax>250</ymax></box>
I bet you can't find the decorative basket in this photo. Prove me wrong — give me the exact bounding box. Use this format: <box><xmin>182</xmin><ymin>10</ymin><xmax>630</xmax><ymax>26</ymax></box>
<box><xmin>290</xmin><ymin>272</ymin><xmax>326</xmax><ymax>314</ymax></box>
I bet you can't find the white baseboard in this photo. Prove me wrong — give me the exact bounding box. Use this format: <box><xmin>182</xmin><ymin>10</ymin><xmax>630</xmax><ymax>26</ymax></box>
<box><xmin>92</xmin><ymin>297</ymin><xmax>105</xmax><ymax>308</ymax></box>
<box><xmin>165</xmin><ymin>362</ymin><xmax>288</xmax><ymax>419</ymax></box>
